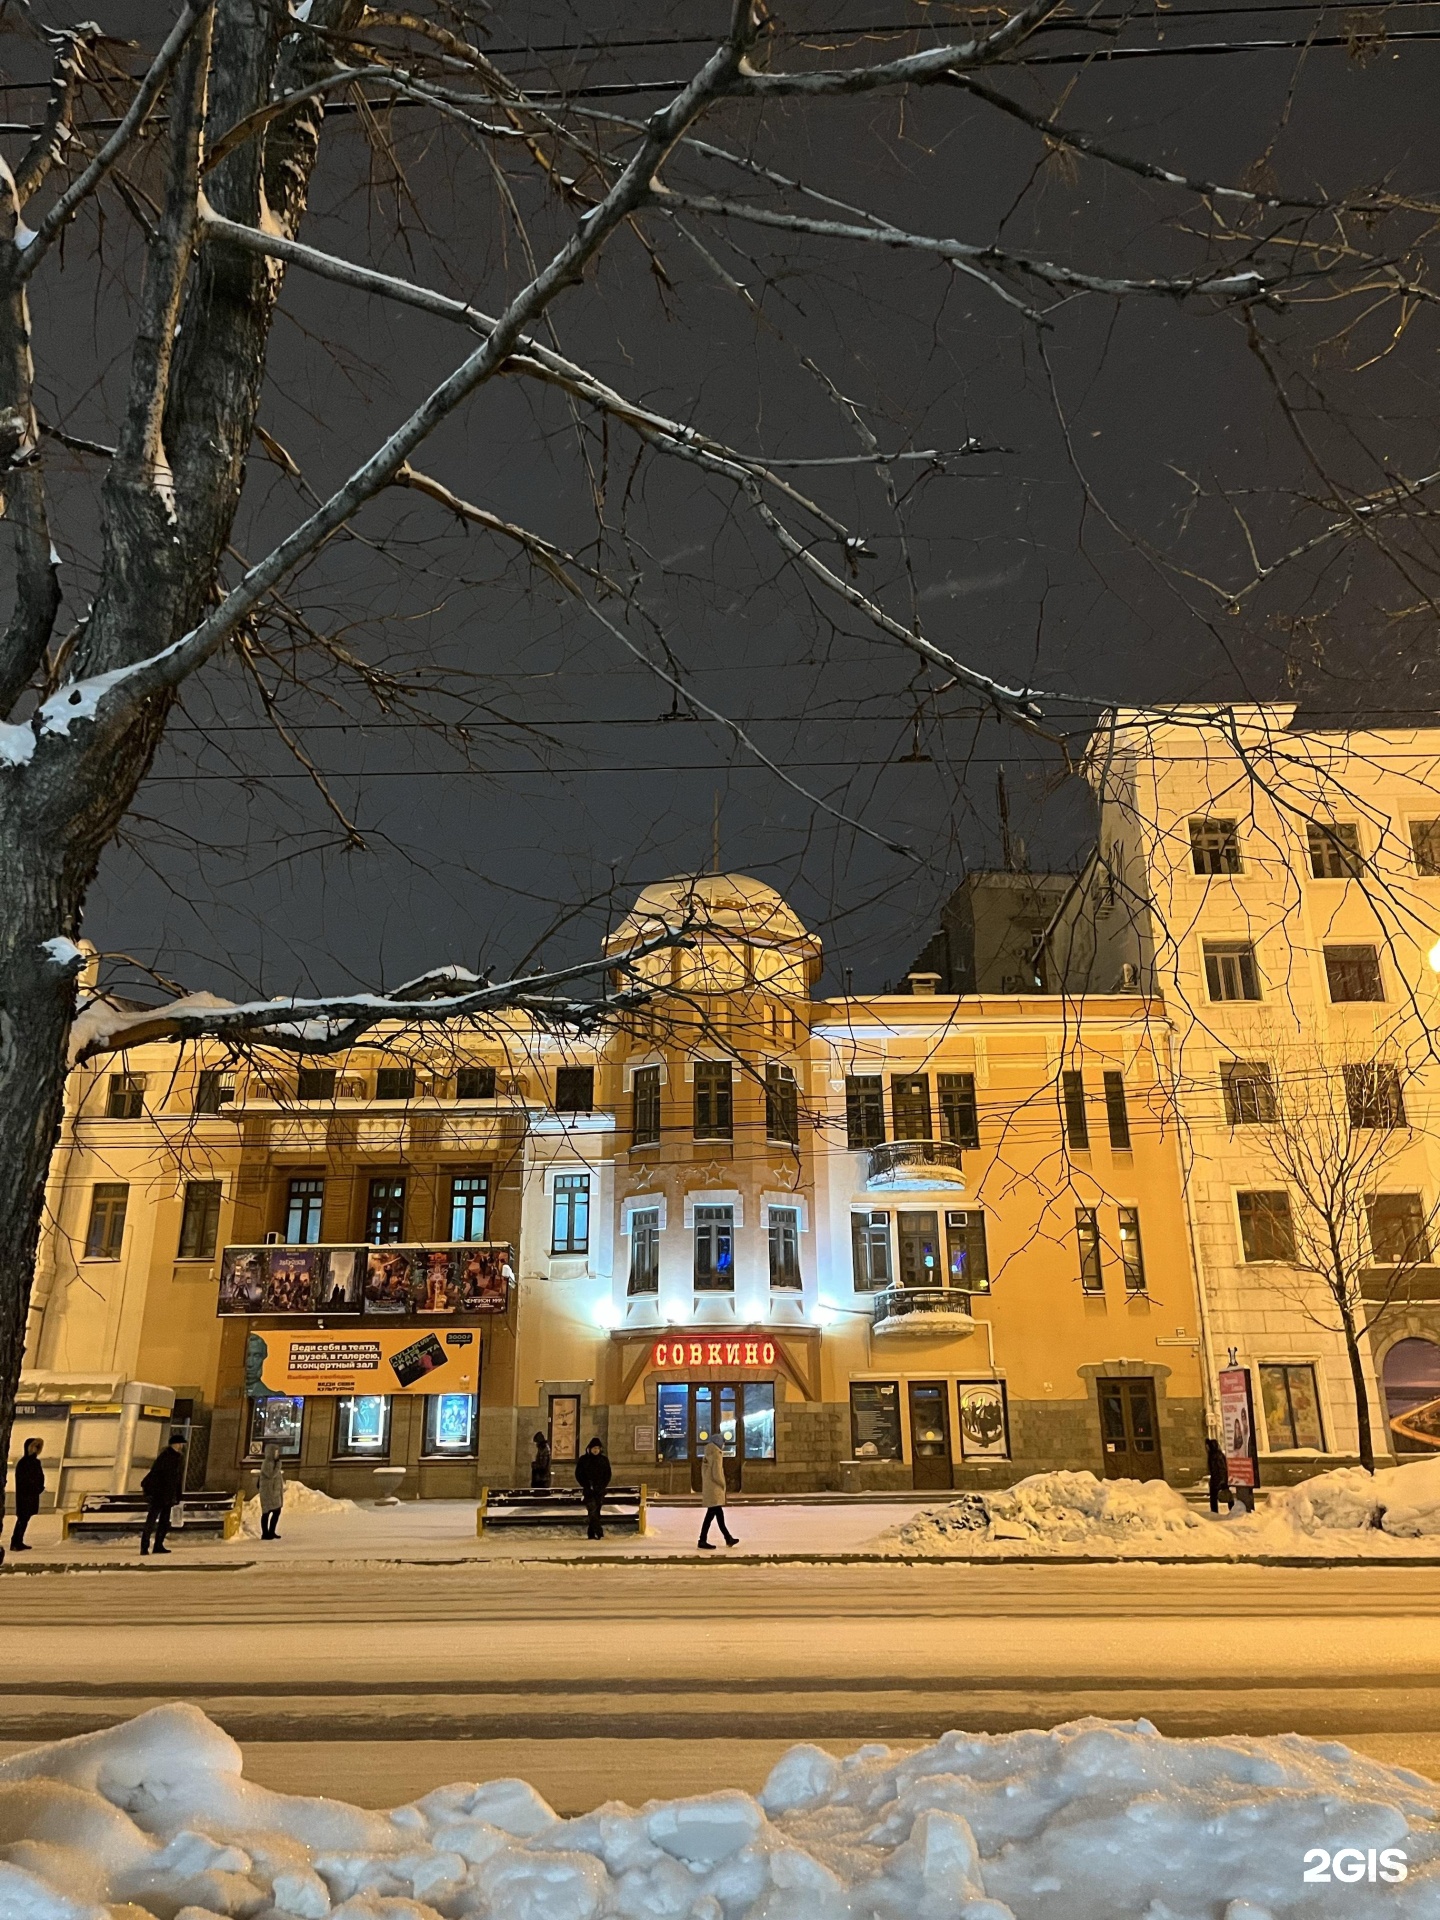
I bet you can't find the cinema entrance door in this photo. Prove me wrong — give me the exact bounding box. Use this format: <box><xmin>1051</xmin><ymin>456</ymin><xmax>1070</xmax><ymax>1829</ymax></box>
<box><xmin>655</xmin><ymin>1379</ymin><xmax>777</xmax><ymax>1492</ymax></box>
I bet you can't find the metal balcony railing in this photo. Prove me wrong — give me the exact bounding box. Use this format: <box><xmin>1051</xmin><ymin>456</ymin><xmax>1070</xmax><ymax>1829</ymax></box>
<box><xmin>866</xmin><ymin>1138</ymin><xmax>965</xmax><ymax>1186</ymax></box>
<box><xmin>871</xmin><ymin>1285</ymin><xmax>974</xmax><ymax>1329</ymax></box>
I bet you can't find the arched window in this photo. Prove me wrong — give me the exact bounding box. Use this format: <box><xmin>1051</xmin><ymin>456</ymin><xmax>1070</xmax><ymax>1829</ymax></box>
<box><xmin>1382</xmin><ymin>1338</ymin><xmax>1440</xmax><ymax>1453</ymax></box>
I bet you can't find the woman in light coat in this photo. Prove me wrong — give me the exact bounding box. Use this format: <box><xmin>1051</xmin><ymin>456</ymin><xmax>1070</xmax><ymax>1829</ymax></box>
<box><xmin>257</xmin><ymin>1443</ymin><xmax>286</xmax><ymax>1540</ymax></box>
<box><xmin>697</xmin><ymin>1436</ymin><xmax>738</xmax><ymax>1549</ymax></box>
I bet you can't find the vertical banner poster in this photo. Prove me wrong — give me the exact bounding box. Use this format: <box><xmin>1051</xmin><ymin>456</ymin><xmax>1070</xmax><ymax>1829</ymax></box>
<box><xmin>1218</xmin><ymin>1366</ymin><xmax>1259</xmax><ymax>1488</ymax></box>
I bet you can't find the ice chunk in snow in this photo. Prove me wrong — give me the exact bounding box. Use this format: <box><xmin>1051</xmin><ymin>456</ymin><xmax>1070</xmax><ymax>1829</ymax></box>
<box><xmin>760</xmin><ymin>1745</ymin><xmax>840</xmax><ymax>1814</ymax></box>
<box><xmin>645</xmin><ymin>1791</ymin><xmax>764</xmax><ymax>1864</ymax></box>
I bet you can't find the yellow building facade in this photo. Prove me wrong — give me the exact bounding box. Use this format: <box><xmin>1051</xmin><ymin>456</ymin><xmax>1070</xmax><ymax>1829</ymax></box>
<box><xmin>19</xmin><ymin>873</ymin><xmax>1209</xmax><ymax>1503</ymax></box>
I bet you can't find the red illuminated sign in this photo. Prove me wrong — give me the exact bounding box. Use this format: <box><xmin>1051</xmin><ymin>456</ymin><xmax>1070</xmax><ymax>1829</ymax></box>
<box><xmin>652</xmin><ymin>1336</ymin><xmax>777</xmax><ymax>1370</ymax></box>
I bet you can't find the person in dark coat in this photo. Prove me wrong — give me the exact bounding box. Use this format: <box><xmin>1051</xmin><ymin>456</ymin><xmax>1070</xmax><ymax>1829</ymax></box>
<box><xmin>140</xmin><ymin>1438</ymin><xmax>187</xmax><ymax>1555</ymax></box>
<box><xmin>1206</xmin><ymin>1436</ymin><xmax>1233</xmax><ymax>1514</ymax></box>
<box><xmin>530</xmin><ymin>1431</ymin><xmax>552</xmax><ymax>1490</ymax></box>
<box><xmin>575</xmin><ymin>1436</ymin><xmax>611</xmax><ymax>1539</ymax></box>
<box><xmin>9</xmin><ymin>1437</ymin><xmax>45</xmax><ymax>1550</ymax></box>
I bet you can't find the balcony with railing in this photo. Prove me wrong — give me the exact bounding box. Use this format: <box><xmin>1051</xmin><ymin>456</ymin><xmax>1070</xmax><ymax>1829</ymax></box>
<box><xmin>865</xmin><ymin>1138</ymin><xmax>966</xmax><ymax>1191</ymax></box>
<box><xmin>871</xmin><ymin>1286</ymin><xmax>976</xmax><ymax>1337</ymax></box>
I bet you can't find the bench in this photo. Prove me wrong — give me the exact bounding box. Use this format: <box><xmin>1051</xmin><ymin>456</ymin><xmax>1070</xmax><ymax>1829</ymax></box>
<box><xmin>60</xmin><ymin>1491</ymin><xmax>245</xmax><ymax>1542</ymax></box>
<box><xmin>476</xmin><ymin>1485</ymin><xmax>647</xmax><ymax>1535</ymax></box>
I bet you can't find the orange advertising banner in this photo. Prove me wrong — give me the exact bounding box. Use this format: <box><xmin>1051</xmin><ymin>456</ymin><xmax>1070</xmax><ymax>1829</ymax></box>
<box><xmin>246</xmin><ymin>1325</ymin><xmax>479</xmax><ymax>1397</ymax></box>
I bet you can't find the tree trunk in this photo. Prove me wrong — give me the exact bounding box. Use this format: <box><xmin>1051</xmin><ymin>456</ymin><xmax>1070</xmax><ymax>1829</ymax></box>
<box><xmin>0</xmin><ymin>860</ymin><xmax>85</xmax><ymax>1551</ymax></box>
<box><xmin>1338</xmin><ymin>1298</ymin><xmax>1376</xmax><ymax>1474</ymax></box>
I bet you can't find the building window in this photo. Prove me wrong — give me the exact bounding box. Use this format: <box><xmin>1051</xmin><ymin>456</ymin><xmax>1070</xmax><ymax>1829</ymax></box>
<box><xmin>693</xmin><ymin>1061</ymin><xmax>733</xmax><ymax>1140</ymax></box>
<box><xmin>84</xmin><ymin>1183</ymin><xmax>129</xmax><ymax>1259</ymax></box>
<box><xmin>106</xmin><ymin>1074</ymin><xmax>145</xmax><ymax>1119</ymax></box>
<box><xmin>897</xmin><ymin>1210</ymin><xmax>941</xmax><ymax>1288</ymax></box>
<box><xmin>375</xmin><ymin>1066</ymin><xmax>416</xmax><ymax>1101</ymax></box>
<box><xmin>628</xmin><ymin>1206</ymin><xmax>660</xmax><ymax>1295</ymax></box>
<box><xmin>938</xmin><ymin>1073</ymin><xmax>979</xmax><ymax>1149</ymax></box>
<box><xmin>1344</xmin><ymin>1063</ymin><xmax>1407</xmax><ymax>1130</ymax></box>
<box><xmin>845</xmin><ymin>1076</ymin><xmax>885</xmax><ymax>1149</ymax></box>
<box><xmin>891</xmin><ymin>1075</ymin><xmax>932</xmax><ymax>1141</ymax></box>
<box><xmin>551</xmin><ymin>1173</ymin><xmax>590</xmax><ymax>1255</ymax></box>
<box><xmin>1412</xmin><ymin>820</ymin><xmax>1440</xmax><ymax>876</ymax></box>
<box><xmin>768</xmin><ymin>1206</ymin><xmax>801</xmax><ymax>1289</ymax></box>
<box><xmin>296</xmin><ymin>1067</ymin><xmax>337</xmax><ymax>1102</ymax></box>
<box><xmin>1118</xmin><ymin>1206</ymin><xmax>1145</xmax><ymax>1292</ymax></box>
<box><xmin>693</xmin><ymin>1204</ymin><xmax>735</xmax><ymax>1291</ymax></box>
<box><xmin>765</xmin><ymin>1065</ymin><xmax>799</xmax><ymax>1144</ymax></box>
<box><xmin>1325</xmin><ymin>945</ymin><xmax>1384</xmax><ymax>1003</ymax></box>
<box><xmin>195</xmin><ymin>1068</ymin><xmax>235</xmax><ymax>1114</ymax></box>
<box><xmin>286</xmin><ymin>1177</ymin><xmax>325</xmax><ymax>1244</ymax></box>
<box><xmin>1237</xmin><ymin>1190</ymin><xmax>1296</xmax><ymax>1262</ymax></box>
<box><xmin>555</xmin><ymin>1066</ymin><xmax>594</xmax><ymax>1113</ymax></box>
<box><xmin>851</xmin><ymin>1211</ymin><xmax>891</xmax><ymax>1292</ymax></box>
<box><xmin>1061</xmin><ymin>1070</ymin><xmax>1089</xmax><ymax>1149</ymax></box>
<box><xmin>1204</xmin><ymin>941</ymin><xmax>1260</xmax><ymax>1002</ymax></box>
<box><xmin>1190</xmin><ymin>817</ymin><xmax>1241</xmax><ymax>875</ymax></box>
<box><xmin>945</xmin><ymin>1208</ymin><xmax>989</xmax><ymax>1293</ymax></box>
<box><xmin>366</xmin><ymin>1176</ymin><xmax>406</xmax><ymax>1243</ymax></box>
<box><xmin>333</xmin><ymin>1395</ymin><xmax>390</xmax><ymax>1459</ymax></box>
<box><xmin>178</xmin><ymin>1181</ymin><xmax>222</xmax><ymax>1260</ymax></box>
<box><xmin>246</xmin><ymin>1395</ymin><xmax>303</xmax><ymax>1459</ymax></box>
<box><xmin>456</xmin><ymin>1065</ymin><xmax>496</xmax><ymax>1100</ymax></box>
<box><xmin>1076</xmin><ymin>1208</ymin><xmax>1103</xmax><ymax>1292</ymax></box>
<box><xmin>631</xmin><ymin>1065</ymin><xmax>661</xmax><ymax>1146</ymax></box>
<box><xmin>422</xmin><ymin>1393</ymin><xmax>478</xmax><ymax>1457</ymax></box>
<box><xmin>850</xmin><ymin>1380</ymin><xmax>902</xmax><ymax>1460</ymax></box>
<box><xmin>1103</xmin><ymin>1071</ymin><xmax>1131</xmax><ymax>1149</ymax></box>
<box><xmin>1368</xmin><ymin>1193</ymin><xmax>1432</xmax><ymax>1265</ymax></box>
<box><xmin>1307</xmin><ymin>821</ymin><xmax>1363</xmax><ymax>879</ymax></box>
<box><xmin>1222</xmin><ymin>1060</ymin><xmax>1277</xmax><ymax>1125</ymax></box>
<box><xmin>1259</xmin><ymin>1363</ymin><xmax>1324</xmax><ymax>1451</ymax></box>
<box><xmin>449</xmin><ymin>1173</ymin><xmax>489</xmax><ymax>1241</ymax></box>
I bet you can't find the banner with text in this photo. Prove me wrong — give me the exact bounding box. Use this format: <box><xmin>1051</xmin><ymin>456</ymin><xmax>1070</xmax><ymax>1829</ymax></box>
<box><xmin>245</xmin><ymin>1326</ymin><xmax>480</xmax><ymax>1398</ymax></box>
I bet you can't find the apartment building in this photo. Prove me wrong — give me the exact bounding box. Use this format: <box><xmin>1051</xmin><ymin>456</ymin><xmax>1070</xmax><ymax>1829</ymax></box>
<box><xmin>1047</xmin><ymin>704</ymin><xmax>1440</xmax><ymax>1476</ymax></box>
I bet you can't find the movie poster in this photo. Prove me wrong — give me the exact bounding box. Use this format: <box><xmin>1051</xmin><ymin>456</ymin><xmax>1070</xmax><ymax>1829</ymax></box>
<box><xmin>263</xmin><ymin>1247</ymin><xmax>325</xmax><ymax>1313</ymax></box>
<box><xmin>420</xmin><ymin>1248</ymin><xmax>460</xmax><ymax>1313</ymax></box>
<box><xmin>957</xmin><ymin>1382</ymin><xmax>1010</xmax><ymax>1459</ymax></box>
<box><xmin>453</xmin><ymin>1245</ymin><xmax>512</xmax><ymax>1314</ymax></box>
<box><xmin>218</xmin><ymin>1247</ymin><xmax>267</xmax><ymax>1315</ymax></box>
<box><xmin>316</xmin><ymin>1248</ymin><xmax>364</xmax><ymax>1311</ymax></box>
<box><xmin>363</xmin><ymin>1247</ymin><xmax>421</xmax><ymax>1315</ymax></box>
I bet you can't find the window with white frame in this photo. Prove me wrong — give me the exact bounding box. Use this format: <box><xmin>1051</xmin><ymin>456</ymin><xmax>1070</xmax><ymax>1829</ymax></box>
<box><xmin>628</xmin><ymin>1206</ymin><xmax>660</xmax><ymax>1295</ymax></box>
<box><xmin>768</xmin><ymin>1206</ymin><xmax>801</xmax><ymax>1289</ymax></box>
<box><xmin>551</xmin><ymin>1173</ymin><xmax>590</xmax><ymax>1255</ymax></box>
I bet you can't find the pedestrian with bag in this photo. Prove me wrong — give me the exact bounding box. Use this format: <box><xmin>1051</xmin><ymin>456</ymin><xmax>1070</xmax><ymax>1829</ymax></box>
<box><xmin>9</xmin><ymin>1437</ymin><xmax>45</xmax><ymax>1551</ymax></box>
<box><xmin>257</xmin><ymin>1442</ymin><xmax>286</xmax><ymax>1540</ymax></box>
<box><xmin>530</xmin><ymin>1430</ymin><xmax>552</xmax><ymax>1490</ymax></box>
<box><xmin>575</xmin><ymin>1436</ymin><xmax>611</xmax><ymax>1539</ymax></box>
<box><xmin>139</xmin><ymin>1437</ymin><xmax>187</xmax><ymax>1556</ymax></box>
<box><xmin>697</xmin><ymin>1434</ymin><xmax>739</xmax><ymax>1549</ymax></box>
<box><xmin>1206</xmin><ymin>1435</ymin><xmax>1234</xmax><ymax>1515</ymax></box>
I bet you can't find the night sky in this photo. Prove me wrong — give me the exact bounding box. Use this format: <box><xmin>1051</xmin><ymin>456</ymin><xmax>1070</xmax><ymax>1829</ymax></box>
<box><xmin>12</xmin><ymin>1</ymin><xmax>1440</xmax><ymax>1000</ymax></box>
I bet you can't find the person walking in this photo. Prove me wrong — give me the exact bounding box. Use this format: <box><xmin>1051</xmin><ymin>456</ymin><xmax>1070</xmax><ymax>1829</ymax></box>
<box><xmin>139</xmin><ymin>1437</ymin><xmax>187</xmax><ymax>1555</ymax></box>
<box><xmin>697</xmin><ymin>1435</ymin><xmax>739</xmax><ymax>1549</ymax></box>
<box><xmin>257</xmin><ymin>1443</ymin><xmax>286</xmax><ymax>1540</ymax></box>
<box><xmin>530</xmin><ymin>1430</ymin><xmax>552</xmax><ymax>1490</ymax></box>
<box><xmin>9</xmin><ymin>1437</ymin><xmax>45</xmax><ymax>1551</ymax></box>
<box><xmin>575</xmin><ymin>1436</ymin><xmax>611</xmax><ymax>1539</ymax></box>
<box><xmin>1206</xmin><ymin>1435</ymin><xmax>1234</xmax><ymax>1515</ymax></box>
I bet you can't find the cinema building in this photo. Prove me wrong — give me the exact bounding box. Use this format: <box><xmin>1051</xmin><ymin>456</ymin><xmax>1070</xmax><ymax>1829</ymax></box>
<box><xmin>18</xmin><ymin>870</ymin><xmax>1214</xmax><ymax>1504</ymax></box>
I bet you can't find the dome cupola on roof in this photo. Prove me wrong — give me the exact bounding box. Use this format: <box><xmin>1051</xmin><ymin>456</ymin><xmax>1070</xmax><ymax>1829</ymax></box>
<box><xmin>606</xmin><ymin>873</ymin><xmax>821</xmax><ymax>995</ymax></box>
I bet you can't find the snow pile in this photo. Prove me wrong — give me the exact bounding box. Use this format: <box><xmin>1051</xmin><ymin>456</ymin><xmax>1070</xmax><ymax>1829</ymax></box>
<box><xmin>883</xmin><ymin>1470</ymin><xmax>1206</xmax><ymax>1553</ymax></box>
<box><xmin>240</xmin><ymin>1479</ymin><xmax>357</xmax><ymax>1535</ymax></box>
<box><xmin>3</xmin><ymin>1704</ymin><xmax>1439</xmax><ymax>1918</ymax></box>
<box><xmin>1256</xmin><ymin>1457</ymin><xmax>1440</xmax><ymax>1542</ymax></box>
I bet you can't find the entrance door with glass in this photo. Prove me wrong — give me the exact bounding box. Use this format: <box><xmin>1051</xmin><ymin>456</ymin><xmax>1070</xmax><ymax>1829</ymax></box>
<box><xmin>655</xmin><ymin>1380</ymin><xmax>777</xmax><ymax>1490</ymax></box>
<box><xmin>1097</xmin><ymin>1376</ymin><xmax>1163</xmax><ymax>1480</ymax></box>
<box><xmin>907</xmin><ymin>1380</ymin><xmax>953</xmax><ymax>1490</ymax></box>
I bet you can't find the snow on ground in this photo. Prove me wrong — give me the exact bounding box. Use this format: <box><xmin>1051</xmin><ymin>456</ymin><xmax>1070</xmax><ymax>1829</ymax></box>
<box><xmin>239</xmin><ymin>1481</ymin><xmax>357</xmax><ymax>1537</ymax></box>
<box><xmin>877</xmin><ymin>1463</ymin><xmax>1440</xmax><ymax>1560</ymax></box>
<box><xmin>3</xmin><ymin>1703</ymin><xmax>1437</xmax><ymax>1918</ymax></box>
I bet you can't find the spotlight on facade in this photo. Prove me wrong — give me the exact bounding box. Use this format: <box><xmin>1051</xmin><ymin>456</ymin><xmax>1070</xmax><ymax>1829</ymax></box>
<box><xmin>1429</xmin><ymin>935</ymin><xmax>1440</xmax><ymax>973</ymax></box>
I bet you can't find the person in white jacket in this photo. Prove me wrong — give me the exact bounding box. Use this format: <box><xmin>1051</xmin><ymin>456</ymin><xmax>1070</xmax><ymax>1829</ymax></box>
<box><xmin>697</xmin><ymin>1436</ymin><xmax>739</xmax><ymax>1549</ymax></box>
